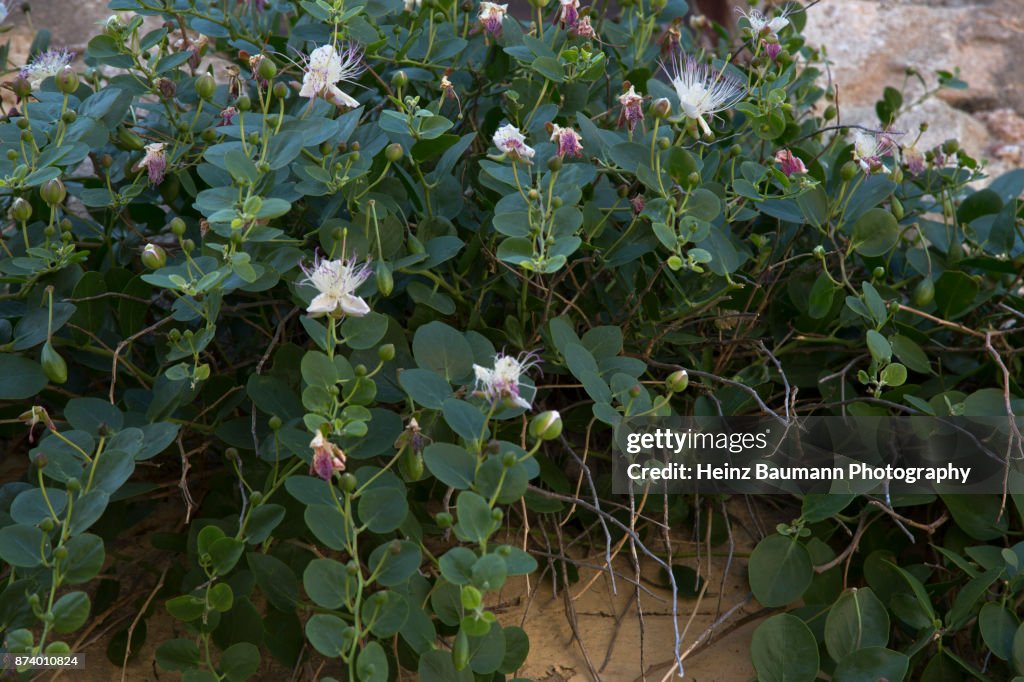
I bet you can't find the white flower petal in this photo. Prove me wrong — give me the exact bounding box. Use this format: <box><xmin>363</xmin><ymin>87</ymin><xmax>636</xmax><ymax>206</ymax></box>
<box><xmin>339</xmin><ymin>294</ymin><xmax>370</xmax><ymax>317</ymax></box>
<box><xmin>307</xmin><ymin>293</ymin><xmax>338</xmax><ymax>315</ymax></box>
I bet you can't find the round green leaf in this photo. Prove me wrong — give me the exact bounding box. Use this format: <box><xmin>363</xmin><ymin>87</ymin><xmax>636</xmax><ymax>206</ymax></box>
<box><xmin>825</xmin><ymin>588</ymin><xmax>890</xmax><ymax>662</ymax></box>
<box><xmin>851</xmin><ymin>208</ymin><xmax>899</xmax><ymax>257</ymax></box>
<box><xmin>751</xmin><ymin>613</ymin><xmax>819</xmax><ymax>682</ymax></box>
<box><xmin>358</xmin><ymin>487</ymin><xmax>409</xmax><ymax>533</ymax></box>
<box><xmin>305</xmin><ymin>613</ymin><xmax>347</xmax><ymax>658</ymax></box>
<box><xmin>0</xmin><ymin>356</ymin><xmax>47</xmax><ymax>399</ymax></box>
<box><xmin>52</xmin><ymin>591</ymin><xmax>91</xmax><ymax>633</ymax></box>
<box><xmin>748</xmin><ymin>535</ymin><xmax>813</xmax><ymax>607</ymax></box>
<box><xmin>833</xmin><ymin>647</ymin><xmax>908</xmax><ymax>682</ymax></box>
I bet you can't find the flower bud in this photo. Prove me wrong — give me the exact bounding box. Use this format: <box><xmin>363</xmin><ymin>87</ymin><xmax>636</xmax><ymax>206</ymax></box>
<box><xmin>9</xmin><ymin>197</ymin><xmax>32</xmax><ymax>222</ymax></box>
<box><xmin>55</xmin><ymin>67</ymin><xmax>79</xmax><ymax>94</ymax></box>
<box><xmin>257</xmin><ymin>56</ymin><xmax>277</xmax><ymax>81</ymax></box>
<box><xmin>666</xmin><ymin>369</ymin><xmax>689</xmax><ymax>393</ymax></box>
<box><xmin>435</xmin><ymin>512</ymin><xmax>453</xmax><ymax>528</ymax></box>
<box><xmin>378</xmin><ymin>344</ymin><xmax>396</xmax><ymax>362</ymax></box>
<box><xmin>41</xmin><ymin>341</ymin><xmax>68</xmax><ymax>384</ymax></box>
<box><xmin>941</xmin><ymin>138</ymin><xmax>959</xmax><ymax>155</ymax></box>
<box><xmin>141</xmin><ymin>243</ymin><xmax>167</xmax><ymax>269</ymax></box>
<box><xmin>170</xmin><ymin>217</ymin><xmax>187</xmax><ymax>237</ymax></box>
<box><xmin>340</xmin><ymin>473</ymin><xmax>358</xmax><ymax>492</ymax></box>
<box><xmin>667</xmin><ymin>255</ymin><xmax>683</xmax><ymax>270</ymax></box>
<box><xmin>268</xmin><ymin>416</ymin><xmax>282</xmax><ymax>431</ymax></box>
<box><xmin>872</xmin><ymin>266</ymin><xmax>885</xmax><ymax>280</ymax></box>
<box><xmin>12</xmin><ymin>76</ymin><xmax>31</xmax><ymax>100</ymax></box>
<box><xmin>385</xmin><ymin>143</ymin><xmax>404</xmax><ymax>163</ymax></box>
<box><xmin>840</xmin><ymin>161</ymin><xmax>858</xmax><ymax>182</ymax></box>
<box><xmin>391</xmin><ymin>70</ymin><xmax>409</xmax><ymax>88</ymax></box>
<box><xmin>529</xmin><ymin>410</ymin><xmax>563</xmax><ymax>441</ymax></box>
<box><xmin>651</xmin><ymin>97</ymin><xmax>672</xmax><ymax>119</ymax></box>
<box><xmin>236</xmin><ymin>94</ymin><xmax>251</xmax><ymax>111</ymax></box>
<box><xmin>272</xmin><ymin>82</ymin><xmax>288</xmax><ymax>100</ymax></box>
<box><xmin>194</xmin><ymin>73</ymin><xmax>215</xmax><ymax>100</ymax></box>
<box><xmin>911</xmin><ymin>278</ymin><xmax>935</xmax><ymax>307</ymax></box>
<box><xmin>547</xmin><ymin>155</ymin><xmax>563</xmax><ymax>172</ymax></box>
<box><xmin>40</xmin><ymin>178</ymin><xmax>67</xmax><ymax>206</ymax></box>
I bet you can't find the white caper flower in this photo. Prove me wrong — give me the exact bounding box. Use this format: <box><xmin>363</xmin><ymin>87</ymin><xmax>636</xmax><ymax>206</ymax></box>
<box><xmin>299</xmin><ymin>43</ymin><xmax>365</xmax><ymax>109</ymax></box>
<box><xmin>299</xmin><ymin>252</ymin><xmax>372</xmax><ymax>318</ymax></box>
<box><xmin>473</xmin><ymin>351</ymin><xmax>542</xmax><ymax>410</ymax></box>
<box><xmin>665</xmin><ymin>53</ymin><xmax>745</xmax><ymax>136</ymax></box>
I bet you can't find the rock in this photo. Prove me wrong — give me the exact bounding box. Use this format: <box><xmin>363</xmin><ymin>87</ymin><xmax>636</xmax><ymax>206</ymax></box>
<box><xmin>802</xmin><ymin>0</ymin><xmax>1023</xmax><ymax>178</ymax></box>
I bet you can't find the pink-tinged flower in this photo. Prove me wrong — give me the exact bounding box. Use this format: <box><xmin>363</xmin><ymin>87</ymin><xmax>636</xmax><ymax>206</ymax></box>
<box><xmin>664</xmin><ymin>53</ymin><xmax>745</xmax><ymax>136</ymax></box>
<box><xmin>737</xmin><ymin>6</ymin><xmax>790</xmax><ymax>38</ymax></box>
<box><xmin>20</xmin><ymin>48</ymin><xmax>74</xmax><ymax>89</ymax></box>
<box><xmin>572</xmin><ymin>15</ymin><xmax>597</xmax><ymax>39</ymax></box>
<box><xmin>473</xmin><ymin>351</ymin><xmax>542</xmax><ymax>410</ymax></box>
<box><xmin>557</xmin><ymin>0</ymin><xmax>580</xmax><ymax>28</ymax></box>
<box><xmin>550</xmin><ymin>124</ymin><xmax>583</xmax><ymax>158</ymax></box>
<box><xmin>299</xmin><ymin>43</ymin><xmax>364</xmax><ymax>109</ymax></box>
<box><xmin>219</xmin><ymin>106</ymin><xmax>238</xmax><ymax>126</ymax></box>
<box><xmin>617</xmin><ymin>85</ymin><xmax>645</xmax><ymax>132</ymax></box>
<box><xmin>764</xmin><ymin>42</ymin><xmax>782</xmax><ymax>61</ymax></box>
<box><xmin>852</xmin><ymin>130</ymin><xmax>896</xmax><ymax>174</ymax></box>
<box><xmin>299</xmin><ymin>251</ymin><xmax>372</xmax><ymax>317</ymax></box>
<box><xmin>630</xmin><ymin>194</ymin><xmax>646</xmax><ymax>214</ymax></box>
<box><xmin>903</xmin><ymin>145</ymin><xmax>926</xmax><ymax>176</ymax></box>
<box><xmin>493</xmin><ymin>123</ymin><xmax>536</xmax><ymax>163</ymax></box>
<box><xmin>309</xmin><ymin>431</ymin><xmax>346</xmax><ymax>480</ymax></box>
<box><xmin>774</xmin><ymin>149</ymin><xmax>806</xmax><ymax>177</ymax></box>
<box><xmin>479</xmin><ymin>2</ymin><xmax>508</xmax><ymax>37</ymax></box>
<box><xmin>134</xmin><ymin>143</ymin><xmax>167</xmax><ymax>186</ymax></box>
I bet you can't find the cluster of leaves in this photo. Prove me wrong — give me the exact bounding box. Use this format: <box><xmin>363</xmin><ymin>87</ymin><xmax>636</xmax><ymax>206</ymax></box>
<box><xmin>0</xmin><ymin>0</ymin><xmax>1021</xmax><ymax>680</ymax></box>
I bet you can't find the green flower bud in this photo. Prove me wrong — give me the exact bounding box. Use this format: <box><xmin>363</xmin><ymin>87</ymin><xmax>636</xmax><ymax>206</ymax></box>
<box><xmin>268</xmin><ymin>416</ymin><xmax>282</xmax><ymax>431</ymax></box>
<box><xmin>340</xmin><ymin>473</ymin><xmax>358</xmax><ymax>493</ymax></box>
<box><xmin>141</xmin><ymin>243</ymin><xmax>167</xmax><ymax>269</ymax></box>
<box><xmin>41</xmin><ymin>342</ymin><xmax>68</xmax><ymax>385</ymax></box>
<box><xmin>408</xmin><ymin>235</ymin><xmax>426</xmax><ymax>254</ymax></box>
<box><xmin>194</xmin><ymin>73</ymin><xmax>215</xmax><ymax>100</ymax></box>
<box><xmin>9</xmin><ymin>197</ymin><xmax>32</xmax><ymax>222</ymax></box>
<box><xmin>891</xmin><ymin>196</ymin><xmax>904</xmax><ymax>220</ymax></box>
<box><xmin>170</xmin><ymin>217</ymin><xmax>187</xmax><ymax>237</ymax></box>
<box><xmin>529</xmin><ymin>410</ymin><xmax>563</xmax><ymax>441</ymax></box>
<box><xmin>385</xmin><ymin>143</ymin><xmax>404</xmax><ymax>163</ymax></box>
<box><xmin>872</xmin><ymin>266</ymin><xmax>885</xmax><ymax>280</ymax></box>
<box><xmin>502</xmin><ymin>452</ymin><xmax>517</xmax><ymax>468</ymax></box>
<box><xmin>547</xmin><ymin>155</ymin><xmax>563</xmax><ymax>172</ymax></box>
<box><xmin>667</xmin><ymin>255</ymin><xmax>683</xmax><ymax>271</ymax></box>
<box><xmin>657</xmin><ymin>136</ymin><xmax>670</xmax><ymax>150</ymax></box>
<box><xmin>378</xmin><ymin>344</ymin><xmax>396</xmax><ymax>362</ymax></box>
<box><xmin>55</xmin><ymin>67</ymin><xmax>79</xmax><ymax>94</ymax></box>
<box><xmin>236</xmin><ymin>95</ymin><xmax>251</xmax><ymax>111</ymax></box>
<box><xmin>117</xmin><ymin>127</ymin><xmax>146</xmax><ymax>151</ymax></box>
<box><xmin>272</xmin><ymin>82</ymin><xmax>288</xmax><ymax>100</ymax></box>
<box><xmin>840</xmin><ymin>161</ymin><xmax>858</xmax><ymax>182</ymax></box>
<box><xmin>66</xmin><ymin>478</ymin><xmax>81</xmax><ymax>493</ymax></box>
<box><xmin>391</xmin><ymin>70</ymin><xmax>409</xmax><ymax>88</ymax></box>
<box><xmin>40</xmin><ymin>178</ymin><xmax>67</xmax><ymax>206</ymax></box>
<box><xmin>666</xmin><ymin>369</ymin><xmax>689</xmax><ymax>393</ymax></box>
<box><xmin>941</xmin><ymin>138</ymin><xmax>959</xmax><ymax>155</ymax></box>
<box><xmin>257</xmin><ymin>56</ymin><xmax>277</xmax><ymax>81</ymax></box>
<box><xmin>12</xmin><ymin>76</ymin><xmax>31</xmax><ymax>100</ymax></box>
<box><xmin>911</xmin><ymin>278</ymin><xmax>935</xmax><ymax>307</ymax></box>
<box><xmin>651</xmin><ymin>97</ymin><xmax>672</xmax><ymax>119</ymax></box>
